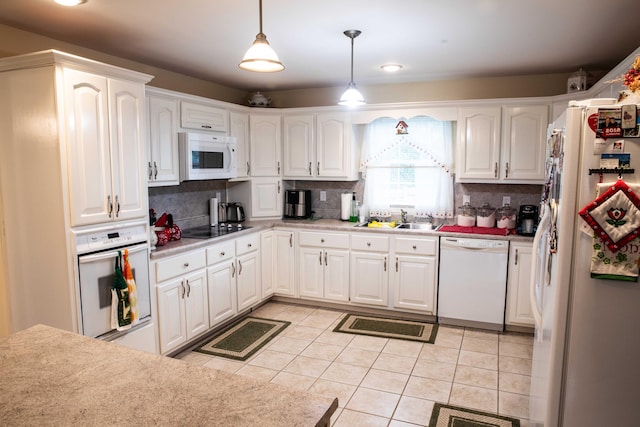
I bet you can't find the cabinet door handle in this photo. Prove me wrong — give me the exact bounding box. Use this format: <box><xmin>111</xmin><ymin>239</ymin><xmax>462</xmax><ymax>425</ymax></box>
<box><xmin>277</xmin><ymin>181</ymin><xmax>281</xmax><ymax>194</ymax></box>
<box><xmin>317</xmin><ymin>161</ymin><xmax>320</xmax><ymax>175</ymax></box>
<box><xmin>324</xmin><ymin>251</ymin><xmax>327</xmax><ymax>266</ymax></box>
<box><xmin>494</xmin><ymin>162</ymin><xmax>498</xmax><ymax>178</ymax></box>
<box><xmin>238</xmin><ymin>259</ymin><xmax>242</xmax><ymax>275</ymax></box>
<box><xmin>396</xmin><ymin>257</ymin><xmax>399</xmax><ymax>272</ymax></box>
<box><xmin>505</xmin><ymin>162</ymin><xmax>509</xmax><ymax>178</ymax></box>
<box><xmin>107</xmin><ymin>195</ymin><xmax>113</xmax><ymax>218</ymax></box>
<box><xmin>277</xmin><ymin>161</ymin><xmax>281</xmax><ymax>174</ymax></box>
<box><xmin>515</xmin><ymin>249</ymin><xmax>518</xmax><ymax>265</ymax></box>
<box><xmin>289</xmin><ymin>234</ymin><xmax>292</xmax><ymax>247</ymax></box>
<box><xmin>180</xmin><ymin>281</ymin><xmax>185</xmax><ymax>299</ymax></box>
<box><xmin>308</xmin><ymin>162</ymin><xmax>312</xmax><ymax>176</ymax></box>
<box><xmin>231</xmin><ymin>262</ymin><xmax>236</xmax><ymax>278</ymax></box>
<box><xmin>185</xmin><ymin>279</ymin><xmax>191</xmax><ymax>297</ymax></box>
<box><xmin>115</xmin><ymin>195</ymin><xmax>120</xmax><ymax>218</ymax></box>
<box><xmin>384</xmin><ymin>256</ymin><xmax>387</xmax><ymax>272</ymax></box>
<box><xmin>148</xmin><ymin>161</ymin><xmax>153</xmax><ymax>179</ymax></box>
<box><xmin>153</xmin><ymin>161</ymin><xmax>158</xmax><ymax>179</ymax></box>
<box><xmin>319</xmin><ymin>251</ymin><xmax>322</xmax><ymax>265</ymax></box>
<box><xmin>247</xmin><ymin>161</ymin><xmax>251</xmax><ymax>176</ymax></box>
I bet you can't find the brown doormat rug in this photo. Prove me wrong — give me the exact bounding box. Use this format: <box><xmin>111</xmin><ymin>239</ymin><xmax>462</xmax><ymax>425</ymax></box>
<box><xmin>429</xmin><ymin>403</ymin><xmax>520</xmax><ymax>427</ymax></box>
<box><xmin>333</xmin><ymin>313</ymin><xmax>438</xmax><ymax>343</ymax></box>
<box><xmin>195</xmin><ymin>317</ymin><xmax>290</xmax><ymax>361</ymax></box>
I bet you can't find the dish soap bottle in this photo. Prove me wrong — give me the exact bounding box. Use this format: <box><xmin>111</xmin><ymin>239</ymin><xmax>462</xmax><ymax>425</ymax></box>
<box><xmin>349</xmin><ymin>193</ymin><xmax>358</xmax><ymax>222</ymax></box>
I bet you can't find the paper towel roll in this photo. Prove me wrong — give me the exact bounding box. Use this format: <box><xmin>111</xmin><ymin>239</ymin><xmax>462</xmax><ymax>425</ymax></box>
<box><xmin>210</xmin><ymin>198</ymin><xmax>218</xmax><ymax>226</ymax></box>
<box><xmin>341</xmin><ymin>193</ymin><xmax>351</xmax><ymax>221</ymax></box>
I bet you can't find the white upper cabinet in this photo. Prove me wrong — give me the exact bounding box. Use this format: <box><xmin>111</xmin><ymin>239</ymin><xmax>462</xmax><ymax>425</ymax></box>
<box><xmin>457</xmin><ymin>104</ymin><xmax>548</xmax><ymax>183</ymax></box>
<box><xmin>283</xmin><ymin>112</ymin><xmax>358</xmax><ymax>180</ymax></box>
<box><xmin>147</xmin><ymin>94</ymin><xmax>179</xmax><ymax>186</ymax></box>
<box><xmin>283</xmin><ymin>114</ymin><xmax>314</xmax><ymax>177</ymax></box>
<box><xmin>250</xmin><ymin>113</ymin><xmax>282</xmax><ymax>176</ymax></box>
<box><xmin>180</xmin><ymin>101</ymin><xmax>228</xmax><ymax>133</ymax></box>
<box><xmin>229</xmin><ymin>110</ymin><xmax>250</xmax><ymax>178</ymax></box>
<box><xmin>64</xmin><ymin>68</ymin><xmax>147</xmax><ymax>226</ymax></box>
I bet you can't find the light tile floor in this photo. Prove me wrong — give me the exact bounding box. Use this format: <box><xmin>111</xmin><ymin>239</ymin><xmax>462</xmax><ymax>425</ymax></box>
<box><xmin>175</xmin><ymin>302</ymin><xmax>534</xmax><ymax>426</ymax></box>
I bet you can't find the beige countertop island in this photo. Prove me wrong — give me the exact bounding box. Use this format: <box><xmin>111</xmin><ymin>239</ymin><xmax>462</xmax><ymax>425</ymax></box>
<box><xmin>0</xmin><ymin>325</ymin><xmax>338</xmax><ymax>426</ymax></box>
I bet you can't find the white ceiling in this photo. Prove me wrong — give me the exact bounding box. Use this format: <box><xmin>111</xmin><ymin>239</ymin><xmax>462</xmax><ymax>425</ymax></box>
<box><xmin>0</xmin><ymin>0</ymin><xmax>639</xmax><ymax>93</ymax></box>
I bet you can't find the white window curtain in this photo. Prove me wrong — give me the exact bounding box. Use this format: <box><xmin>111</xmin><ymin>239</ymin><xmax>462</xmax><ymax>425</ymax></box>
<box><xmin>360</xmin><ymin>116</ymin><xmax>454</xmax><ymax>218</ymax></box>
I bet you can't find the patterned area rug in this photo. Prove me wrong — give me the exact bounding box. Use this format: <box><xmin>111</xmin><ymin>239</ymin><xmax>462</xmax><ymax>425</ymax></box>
<box><xmin>429</xmin><ymin>403</ymin><xmax>520</xmax><ymax>427</ymax></box>
<box><xmin>333</xmin><ymin>313</ymin><xmax>438</xmax><ymax>343</ymax></box>
<box><xmin>195</xmin><ymin>317</ymin><xmax>290</xmax><ymax>361</ymax></box>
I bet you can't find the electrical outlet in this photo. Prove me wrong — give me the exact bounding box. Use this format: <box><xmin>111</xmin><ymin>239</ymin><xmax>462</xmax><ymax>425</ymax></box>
<box><xmin>463</xmin><ymin>195</ymin><xmax>470</xmax><ymax>205</ymax></box>
<box><xmin>216</xmin><ymin>191</ymin><xmax>221</xmax><ymax>201</ymax></box>
<box><xmin>320</xmin><ymin>191</ymin><xmax>326</xmax><ymax>201</ymax></box>
<box><xmin>503</xmin><ymin>196</ymin><xmax>511</xmax><ymax>206</ymax></box>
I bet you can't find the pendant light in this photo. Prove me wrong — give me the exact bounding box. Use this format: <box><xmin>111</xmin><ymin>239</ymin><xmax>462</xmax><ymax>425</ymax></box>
<box><xmin>338</xmin><ymin>29</ymin><xmax>365</xmax><ymax>106</ymax></box>
<box><xmin>239</xmin><ymin>0</ymin><xmax>284</xmax><ymax>72</ymax></box>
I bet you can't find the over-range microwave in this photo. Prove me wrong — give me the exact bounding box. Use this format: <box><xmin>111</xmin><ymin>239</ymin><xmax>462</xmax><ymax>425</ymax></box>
<box><xmin>178</xmin><ymin>132</ymin><xmax>237</xmax><ymax>181</ymax></box>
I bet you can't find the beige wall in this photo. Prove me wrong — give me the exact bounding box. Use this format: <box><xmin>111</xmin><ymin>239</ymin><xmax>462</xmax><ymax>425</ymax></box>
<box><xmin>0</xmin><ymin>24</ymin><xmax>607</xmax><ymax>109</ymax></box>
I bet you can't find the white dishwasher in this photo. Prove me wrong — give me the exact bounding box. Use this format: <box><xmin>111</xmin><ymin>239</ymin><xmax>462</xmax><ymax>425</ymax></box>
<box><xmin>438</xmin><ymin>237</ymin><xmax>509</xmax><ymax>330</ymax></box>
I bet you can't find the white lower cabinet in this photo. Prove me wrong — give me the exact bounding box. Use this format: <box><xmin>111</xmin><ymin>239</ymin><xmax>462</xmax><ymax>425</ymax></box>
<box><xmin>273</xmin><ymin>229</ymin><xmax>296</xmax><ymax>297</ymax></box>
<box><xmin>392</xmin><ymin>236</ymin><xmax>439</xmax><ymax>314</ymax></box>
<box><xmin>155</xmin><ymin>249</ymin><xmax>208</xmax><ymax>354</ymax></box>
<box><xmin>260</xmin><ymin>230</ymin><xmax>275</xmax><ymax>299</ymax></box>
<box><xmin>506</xmin><ymin>242</ymin><xmax>534</xmax><ymax>326</ymax></box>
<box><xmin>236</xmin><ymin>233</ymin><xmax>261</xmax><ymax>312</ymax></box>
<box><xmin>298</xmin><ymin>231</ymin><xmax>349</xmax><ymax>302</ymax></box>
<box><xmin>350</xmin><ymin>234</ymin><xmax>390</xmax><ymax>307</ymax></box>
<box><xmin>206</xmin><ymin>240</ymin><xmax>237</xmax><ymax>327</ymax></box>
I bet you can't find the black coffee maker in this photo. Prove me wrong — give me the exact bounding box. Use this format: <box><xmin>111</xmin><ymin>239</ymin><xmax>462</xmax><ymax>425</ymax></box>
<box><xmin>517</xmin><ymin>205</ymin><xmax>539</xmax><ymax>236</ymax></box>
<box><xmin>284</xmin><ymin>190</ymin><xmax>312</xmax><ymax>219</ymax></box>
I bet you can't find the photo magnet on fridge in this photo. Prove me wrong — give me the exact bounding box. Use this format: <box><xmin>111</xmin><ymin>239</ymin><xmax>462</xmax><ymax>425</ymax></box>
<box><xmin>597</xmin><ymin>108</ymin><xmax>622</xmax><ymax>139</ymax></box>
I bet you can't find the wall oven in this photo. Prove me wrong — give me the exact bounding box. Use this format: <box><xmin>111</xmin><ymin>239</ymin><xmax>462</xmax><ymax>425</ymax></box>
<box><xmin>74</xmin><ymin>222</ymin><xmax>152</xmax><ymax>341</ymax></box>
<box><xmin>178</xmin><ymin>132</ymin><xmax>237</xmax><ymax>181</ymax></box>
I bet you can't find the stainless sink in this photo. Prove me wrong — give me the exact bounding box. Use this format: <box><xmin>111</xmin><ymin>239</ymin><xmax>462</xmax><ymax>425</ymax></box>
<box><xmin>396</xmin><ymin>222</ymin><xmax>438</xmax><ymax>230</ymax></box>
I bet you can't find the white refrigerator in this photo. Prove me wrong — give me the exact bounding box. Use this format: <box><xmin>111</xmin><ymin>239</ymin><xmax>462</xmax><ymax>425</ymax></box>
<box><xmin>529</xmin><ymin>97</ymin><xmax>640</xmax><ymax>426</ymax></box>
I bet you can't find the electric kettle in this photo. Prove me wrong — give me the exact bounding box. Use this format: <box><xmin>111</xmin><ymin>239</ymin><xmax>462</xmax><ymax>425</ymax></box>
<box><xmin>219</xmin><ymin>202</ymin><xmax>246</xmax><ymax>223</ymax></box>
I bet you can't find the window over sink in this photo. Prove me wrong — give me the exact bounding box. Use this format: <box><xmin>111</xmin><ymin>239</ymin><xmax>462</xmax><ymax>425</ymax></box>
<box><xmin>360</xmin><ymin>116</ymin><xmax>454</xmax><ymax>218</ymax></box>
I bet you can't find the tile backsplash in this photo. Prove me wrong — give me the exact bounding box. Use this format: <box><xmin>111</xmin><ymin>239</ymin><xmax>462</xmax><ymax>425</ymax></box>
<box><xmin>148</xmin><ymin>177</ymin><xmax>541</xmax><ymax>228</ymax></box>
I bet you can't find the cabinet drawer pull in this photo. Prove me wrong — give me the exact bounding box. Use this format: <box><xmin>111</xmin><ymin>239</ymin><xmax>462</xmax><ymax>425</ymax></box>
<box><xmin>321</xmin><ymin>238</ymin><xmax>325</xmax><ymax>243</ymax></box>
<box><xmin>220</xmin><ymin>251</ymin><xmax>225</xmax><ymax>256</ymax></box>
<box><xmin>367</xmin><ymin>242</ymin><xmax>371</xmax><ymax>247</ymax></box>
<box><xmin>248</xmin><ymin>243</ymin><xmax>252</xmax><ymax>248</ymax></box>
<box><xmin>201</xmin><ymin>124</ymin><xmax>212</xmax><ymax>129</ymax></box>
<box><xmin>412</xmin><ymin>245</ymin><xmax>417</xmax><ymax>250</ymax></box>
<box><xmin>183</xmin><ymin>262</ymin><xmax>190</xmax><ymax>268</ymax></box>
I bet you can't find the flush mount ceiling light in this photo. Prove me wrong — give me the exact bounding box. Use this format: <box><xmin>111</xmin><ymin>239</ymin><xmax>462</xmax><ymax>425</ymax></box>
<box><xmin>381</xmin><ymin>64</ymin><xmax>403</xmax><ymax>72</ymax></box>
<box><xmin>239</xmin><ymin>0</ymin><xmax>284</xmax><ymax>72</ymax></box>
<box><xmin>338</xmin><ymin>29</ymin><xmax>365</xmax><ymax>107</ymax></box>
<box><xmin>54</xmin><ymin>0</ymin><xmax>86</xmax><ymax>5</ymax></box>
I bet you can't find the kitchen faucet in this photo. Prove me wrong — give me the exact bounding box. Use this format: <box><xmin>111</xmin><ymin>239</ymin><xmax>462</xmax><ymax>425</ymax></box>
<box><xmin>400</xmin><ymin>209</ymin><xmax>407</xmax><ymax>223</ymax></box>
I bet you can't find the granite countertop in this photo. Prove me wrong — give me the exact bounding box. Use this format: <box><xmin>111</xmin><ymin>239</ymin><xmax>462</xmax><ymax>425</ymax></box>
<box><xmin>0</xmin><ymin>325</ymin><xmax>338</xmax><ymax>426</ymax></box>
<box><xmin>151</xmin><ymin>218</ymin><xmax>533</xmax><ymax>259</ymax></box>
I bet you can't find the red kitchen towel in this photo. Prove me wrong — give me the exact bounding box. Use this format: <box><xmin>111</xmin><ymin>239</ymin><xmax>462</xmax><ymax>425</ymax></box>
<box><xmin>439</xmin><ymin>225</ymin><xmax>514</xmax><ymax>236</ymax></box>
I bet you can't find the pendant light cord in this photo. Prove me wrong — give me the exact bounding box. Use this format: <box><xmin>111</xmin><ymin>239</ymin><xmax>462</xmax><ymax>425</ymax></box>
<box><xmin>258</xmin><ymin>0</ymin><xmax>263</xmax><ymax>35</ymax></box>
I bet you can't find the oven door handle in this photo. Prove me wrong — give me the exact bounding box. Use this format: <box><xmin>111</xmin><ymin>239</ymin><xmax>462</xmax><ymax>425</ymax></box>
<box><xmin>78</xmin><ymin>243</ymin><xmax>149</xmax><ymax>263</ymax></box>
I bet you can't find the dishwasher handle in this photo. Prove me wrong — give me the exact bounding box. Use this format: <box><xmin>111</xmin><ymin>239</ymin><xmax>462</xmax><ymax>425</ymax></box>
<box><xmin>441</xmin><ymin>237</ymin><xmax>508</xmax><ymax>251</ymax></box>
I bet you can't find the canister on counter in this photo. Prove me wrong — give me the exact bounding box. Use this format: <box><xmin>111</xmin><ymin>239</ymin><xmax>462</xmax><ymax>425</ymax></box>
<box><xmin>496</xmin><ymin>204</ymin><xmax>517</xmax><ymax>229</ymax></box>
<box><xmin>477</xmin><ymin>203</ymin><xmax>496</xmax><ymax>228</ymax></box>
<box><xmin>457</xmin><ymin>203</ymin><xmax>477</xmax><ymax>227</ymax></box>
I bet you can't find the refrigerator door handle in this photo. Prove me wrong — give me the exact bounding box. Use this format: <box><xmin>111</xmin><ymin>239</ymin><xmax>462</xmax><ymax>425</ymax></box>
<box><xmin>530</xmin><ymin>203</ymin><xmax>551</xmax><ymax>339</ymax></box>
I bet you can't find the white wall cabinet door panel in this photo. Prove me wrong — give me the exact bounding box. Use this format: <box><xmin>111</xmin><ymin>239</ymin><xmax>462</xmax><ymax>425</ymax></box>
<box><xmin>283</xmin><ymin>114</ymin><xmax>314</xmax><ymax>177</ymax></box>
<box><xmin>108</xmin><ymin>78</ymin><xmax>146</xmax><ymax>222</ymax></box>
<box><xmin>502</xmin><ymin>105</ymin><xmax>548</xmax><ymax>182</ymax></box>
<box><xmin>456</xmin><ymin>107</ymin><xmax>502</xmax><ymax>181</ymax></box>
<box><xmin>65</xmin><ymin>69</ymin><xmax>112</xmax><ymax>226</ymax></box>
<box><xmin>180</xmin><ymin>101</ymin><xmax>228</xmax><ymax>132</ymax></box>
<box><xmin>230</xmin><ymin>111</ymin><xmax>250</xmax><ymax>178</ymax></box>
<box><xmin>251</xmin><ymin>178</ymin><xmax>283</xmax><ymax>218</ymax></box>
<box><xmin>207</xmin><ymin>260</ymin><xmax>237</xmax><ymax>327</ymax></box>
<box><xmin>316</xmin><ymin>113</ymin><xmax>350</xmax><ymax>178</ymax></box>
<box><xmin>249</xmin><ymin>114</ymin><xmax>281</xmax><ymax>177</ymax></box>
<box><xmin>147</xmin><ymin>95</ymin><xmax>179</xmax><ymax>186</ymax></box>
